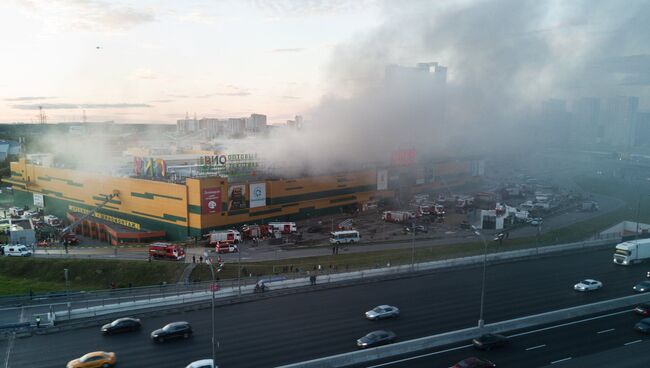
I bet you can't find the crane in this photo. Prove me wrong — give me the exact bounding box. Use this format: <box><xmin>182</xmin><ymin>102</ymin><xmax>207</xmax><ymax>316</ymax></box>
<box><xmin>59</xmin><ymin>190</ymin><xmax>120</xmax><ymax>240</ymax></box>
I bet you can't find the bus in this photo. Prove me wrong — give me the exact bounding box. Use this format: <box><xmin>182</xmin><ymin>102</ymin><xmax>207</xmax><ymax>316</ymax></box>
<box><xmin>330</xmin><ymin>230</ymin><xmax>360</xmax><ymax>244</ymax></box>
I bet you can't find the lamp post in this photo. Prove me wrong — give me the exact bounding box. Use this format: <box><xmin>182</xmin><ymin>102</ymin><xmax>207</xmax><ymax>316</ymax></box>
<box><xmin>204</xmin><ymin>251</ymin><xmax>221</xmax><ymax>366</ymax></box>
<box><xmin>472</xmin><ymin>226</ymin><xmax>488</xmax><ymax>329</ymax></box>
<box><xmin>237</xmin><ymin>241</ymin><xmax>242</xmax><ymax>297</ymax></box>
<box><xmin>411</xmin><ymin>221</ymin><xmax>416</xmax><ymax>271</ymax></box>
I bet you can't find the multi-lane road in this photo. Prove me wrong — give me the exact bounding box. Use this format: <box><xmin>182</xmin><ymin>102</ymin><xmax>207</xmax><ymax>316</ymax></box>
<box><xmin>4</xmin><ymin>245</ymin><xmax>650</xmax><ymax>368</ymax></box>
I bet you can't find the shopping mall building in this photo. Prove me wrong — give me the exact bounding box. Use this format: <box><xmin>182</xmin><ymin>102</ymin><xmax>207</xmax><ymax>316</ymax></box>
<box><xmin>4</xmin><ymin>156</ymin><xmax>482</xmax><ymax>244</ymax></box>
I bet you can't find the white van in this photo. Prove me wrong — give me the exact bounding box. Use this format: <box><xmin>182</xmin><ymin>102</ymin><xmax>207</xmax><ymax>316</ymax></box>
<box><xmin>3</xmin><ymin>244</ymin><xmax>32</xmax><ymax>257</ymax></box>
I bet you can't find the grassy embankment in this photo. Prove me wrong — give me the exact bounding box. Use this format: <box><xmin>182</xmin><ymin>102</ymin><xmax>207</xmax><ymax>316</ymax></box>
<box><xmin>191</xmin><ymin>176</ymin><xmax>648</xmax><ymax>281</ymax></box>
<box><xmin>0</xmin><ymin>257</ymin><xmax>186</xmax><ymax>295</ymax></box>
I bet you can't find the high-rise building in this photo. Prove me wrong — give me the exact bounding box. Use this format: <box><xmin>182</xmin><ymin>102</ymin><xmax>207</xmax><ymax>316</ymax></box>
<box><xmin>635</xmin><ymin>112</ymin><xmax>650</xmax><ymax>147</ymax></box>
<box><xmin>603</xmin><ymin>96</ymin><xmax>638</xmax><ymax>147</ymax></box>
<box><xmin>246</xmin><ymin>114</ymin><xmax>267</xmax><ymax>133</ymax></box>
<box><xmin>571</xmin><ymin>98</ymin><xmax>601</xmax><ymax>145</ymax></box>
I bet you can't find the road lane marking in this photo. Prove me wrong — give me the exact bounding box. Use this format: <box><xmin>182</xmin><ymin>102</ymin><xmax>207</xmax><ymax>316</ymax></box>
<box><xmin>509</xmin><ymin>309</ymin><xmax>630</xmax><ymax>338</ymax></box>
<box><xmin>526</xmin><ymin>344</ymin><xmax>546</xmax><ymax>350</ymax></box>
<box><xmin>365</xmin><ymin>344</ymin><xmax>473</xmax><ymax>367</ymax></box>
<box><xmin>624</xmin><ymin>339</ymin><xmax>642</xmax><ymax>346</ymax></box>
<box><xmin>551</xmin><ymin>357</ymin><xmax>572</xmax><ymax>364</ymax></box>
<box><xmin>597</xmin><ymin>328</ymin><xmax>615</xmax><ymax>334</ymax></box>
<box><xmin>4</xmin><ymin>332</ymin><xmax>15</xmax><ymax>368</ymax></box>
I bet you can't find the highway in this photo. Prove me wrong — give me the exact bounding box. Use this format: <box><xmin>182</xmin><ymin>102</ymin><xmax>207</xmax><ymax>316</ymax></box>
<box><xmin>5</xmin><ymin>246</ymin><xmax>650</xmax><ymax>368</ymax></box>
<box><xmin>354</xmin><ymin>309</ymin><xmax>650</xmax><ymax>368</ymax></box>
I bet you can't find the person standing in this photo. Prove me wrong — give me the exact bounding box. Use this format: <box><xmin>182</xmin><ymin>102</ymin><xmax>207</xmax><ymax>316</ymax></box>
<box><xmin>35</xmin><ymin>316</ymin><xmax>41</xmax><ymax>328</ymax></box>
<box><xmin>192</xmin><ymin>255</ymin><xmax>196</xmax><ymax>264</ymax></box>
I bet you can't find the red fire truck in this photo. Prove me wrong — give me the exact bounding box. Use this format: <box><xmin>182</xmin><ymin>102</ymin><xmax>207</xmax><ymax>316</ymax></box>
<box><xmin>241</xmin><ymin>224</ymin><xmax>270</xmax><ymax>239</ymax></box>
<box><xmin>215</xmin><ymin>241</ymin><xmax>239</xmax><ymax>254</ymax></box>
<box><xmin>268</xmin><ymin>222</ymin><xmax>297</xmax><ymax>234</ymax></box>
<box><xmin>208</xmin><ymin>230</ymin><xmax>241</xmax><ymax>245</ymax></box>
<box><xmin>148</xmin><ymin>243</ymin><xmax>185</xmax><ymax>261</ymax></box>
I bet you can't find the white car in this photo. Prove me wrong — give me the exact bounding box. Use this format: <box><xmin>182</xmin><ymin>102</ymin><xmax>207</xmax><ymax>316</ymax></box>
<box><xmin>185</xmin><ymin>359</ymin><xmax>216</xmax><ymax>368</ymax></box>
<box><xmin>574</xmin><ymin>279</ymin><xmax>603</xmax><ymax>292</ymax></box>
<box><xmin>365</xmin><ymin>305</ymin><xmax>400</xmax><ymax>320</ymax></box>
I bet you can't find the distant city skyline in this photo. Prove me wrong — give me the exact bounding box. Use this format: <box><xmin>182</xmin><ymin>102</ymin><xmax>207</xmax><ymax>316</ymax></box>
<box><xmin>0</xmin><ymin>0</ymin><xmax>381</xmax><ymax>124</ymax></box>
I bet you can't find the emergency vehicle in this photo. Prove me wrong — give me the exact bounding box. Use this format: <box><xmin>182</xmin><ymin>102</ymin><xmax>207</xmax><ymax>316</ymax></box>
<box><xmin>268</xmin><ymin>222</ymin><xmax>297</xmax><ymax>234</ymax></box>
<box><xmin>208</xmin><ymin>230</ymin><xmax>241</xmax><ymax>245</ymax></box>
<box><xmin>148</xmin><ymin>243</ymin><xmax>185</xmax><ymax>261</ymax></box>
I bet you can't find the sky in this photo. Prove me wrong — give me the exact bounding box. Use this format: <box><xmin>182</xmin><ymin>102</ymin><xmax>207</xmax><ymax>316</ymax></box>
<box><xmin>0</xmin><ymin>0</ymin><xmax>382</xmax><ymax>124</ymax></box>
<box><xmin>1</xmin><ymin>0</ymin><xmax>649</xmax><ymax>131</ymax></box>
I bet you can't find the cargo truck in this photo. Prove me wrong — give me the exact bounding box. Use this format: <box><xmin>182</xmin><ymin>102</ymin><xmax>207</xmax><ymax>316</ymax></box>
<box><xmin>613</xmin><ymin>239</ymin><xmax>650</xmax><ymax>265</ymax></box>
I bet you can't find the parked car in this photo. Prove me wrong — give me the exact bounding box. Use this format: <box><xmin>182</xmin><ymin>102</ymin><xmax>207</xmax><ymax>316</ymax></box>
<box><xmin>634</xmin><ymin>303</ymin><xmax>650</xmax><ymax>316</ymax></box>
<box><xmin>529</xmin><ymin>218</ymin><xmax>543</xmax><ymax>226</ymax></box>
<box><xmin>573</xmin><ymin>279</ymin><xmax>603</xmax><ymax>292</ymax></box>
<box><xmin>356</xmin><ymin>330</ymin><xmax>396</xmax><ymax>348</ymax></box>
<box><xmin>151</xmin><ymin>321</ymin><xmax>192</xmax><ymax>342</ymax></box>
<box><xmin>451</xmin><ymin>357</ymin><xmax>496</xmax><ymax>368</ymax></box>
<box><xmin>185</xmin><ymin>359</ymin><xmax>216</xmax><ymax>368</ymax></box>
<box><xmin>472</xmin><ymin>333</ymin><xmax>508</xmax><ymax>350</ymax></box>
<box><xmin>633</xmin><ymin>280</ymin><xmax>650</xmax><ymax>293</ymax></box>
<box><xmin>101</xmin><ymin>317</ymin><xmax>141</xmax><ymax>335</ymax></box>
<box><xmin>635</xmin><ymin>318</ymin><xmax>650</xmax><ymax>333</ymax></box>
<box><xmin>66</xmin><ymin>351</ymin><xmax>116</xmax><ymax>368</ymax></box>
<box><xmin>365</xmin><ymin>305</ymin><xmax>400</xmax><ymax>320</ymax></box>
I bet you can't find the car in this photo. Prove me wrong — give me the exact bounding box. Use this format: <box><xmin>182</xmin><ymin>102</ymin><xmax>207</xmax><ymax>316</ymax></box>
<box><xmin>356</xmin><ymin>330</ymin><xmax>396</xmax><ymax>348</ymax></box>
<box><xmin>151</xmin><ymin>321</ymin><xmax>192</xmax><ymax>342</ymax></box>
<box><xmin>634</xmin><ymin>303</ymin><xmax>650</xmax><ymax>316</ymax></box>
<box><xmin>472</xmin><ymin>333</ymin><xmax>508</xmax><ymax>350</ymax></box>
<box><xmin>451</xmin><ymin>357</ymin><xmax>496</xmax><ymax>368</ymax></box>
<box><xmin>574</xmin><ymin>279</ymin><xmax>603</xmax><ymax>292</ymax></box>
<box><xmin>101</xmin><ymin>317</ymin><xmax>141</xmax><ymax>335</ymax></box>
<box><xmin>635</xmin><ymin>317</ymin><xmax>650</xmax><ymax>333</ymax></box>
<box><xmin>365</xmin><ymin>305</ymin><xmax>400</xmax><ymax>320</ymax></box>
<box><xmin>185</xmin><ymin>359</ymin><xmax>216</xmax><ymax>368</ymax></box>
<box><xmin>66</xmin><ymin>351</ymin><xmax>116</xmax><ymax>368</ymax></box>
<box><xmin>633</xmin><ymin>280</ymin><xmax>650</xmax><ymax>293</ymax></box>
<box><xmin>529</xmin><ymin>218</ymin><xmax>543</xmax><ymax>226</ymax></box>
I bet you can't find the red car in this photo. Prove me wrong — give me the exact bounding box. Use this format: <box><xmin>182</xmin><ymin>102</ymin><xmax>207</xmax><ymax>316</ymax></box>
<box><xmin>37</xmin><ymin>240</ymin><xmax>50</xmax><ymax>247</ymax></box>
<box><xmin>452</xmin><ymin>357</ymin><xmax>496</xmax><ymax>368</ymax></box>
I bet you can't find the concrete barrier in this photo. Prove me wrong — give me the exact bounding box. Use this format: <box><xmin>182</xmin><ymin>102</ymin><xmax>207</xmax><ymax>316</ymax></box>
<box><xmin>277</xmin><ymin>293</ymin><xmax>650</xmax><ymax>368</ymax></box>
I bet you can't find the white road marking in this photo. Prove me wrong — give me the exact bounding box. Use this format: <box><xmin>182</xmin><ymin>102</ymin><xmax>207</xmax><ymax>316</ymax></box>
<box><xmin>624</xmin><ymin>339</ymin><xmax>642</xmax><ymax>346</ymax></box>
<box><xmin>597</xmin><ymin>328</ymin><xmax>615</xmax><ymax>334</ymax></box>
<box><xmin>509</xmin><ymin>309</ymin><xmax>631</xmax><ymax>338</ymax></box>
<box><xmin>364</xmin><ymin>344</ymin><xmax>473</xmax><ymax>367</ymax></box>
<box><xmin>551</xmin><ymin>357</ymin><xmax>572</xmax><ymax>364</ymax></box>
<box><xmin>4</xmin><ymin>332</ymin><xmax>15</xmax><ymax>368</ymax></box>
<box><xmin>526</xmin><ymin>344</ymin><xmax>546</xmax><ymax>350</ymax></box>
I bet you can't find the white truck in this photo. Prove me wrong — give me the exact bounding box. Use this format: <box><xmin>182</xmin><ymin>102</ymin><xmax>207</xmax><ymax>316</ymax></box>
<box><xmin>613</xmin><ymin>239</ymin><xmax>650</xmax><ymax>265</ymax></box>
<box><xmin>208</xmin><ymin>229</ymin><xmax>241</xmax><ymax>245</ymax></box>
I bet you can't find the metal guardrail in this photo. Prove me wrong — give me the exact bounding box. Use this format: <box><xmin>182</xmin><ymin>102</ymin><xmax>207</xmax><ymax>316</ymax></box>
<box><xmin>40</xmin><ymin>237</ymin><xmax>615</xmax><ymax>324</ymax></box>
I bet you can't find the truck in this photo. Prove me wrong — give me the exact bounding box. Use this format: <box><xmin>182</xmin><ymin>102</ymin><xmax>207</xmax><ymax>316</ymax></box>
<box><xmin>241</xmin><ymin>224</ymin><xmax>269</xmax><ymax>239</ymax></box>
<box><xmin>148</xmin><ymin>243</ymin><xmax>185</xmax><ymax>261</ymax></box>
<box><xmin>44</xmin><ymin>215</ymin><xmax>62</xmax><ymax>227</ymax></box>
<box><xmin>381</xmin><ymin>211</ymin><xmax>414</xmax><ymax>223</ymax></box>
<box><xmin>62</xmin><ymin>233</ymin><xmax>79</xmax><ymax>245</ymax></box>
<box><xmin>579</xmin><ymin>201</ymin><xmax>599</xmax><ymax>212</ymax></box>
<box><xmin>268</xmin><ymin>222</ymin><xmax>297</xmax><ymax>234</ymax></box>
<box><xmin>208</xmin><ymin>229</ymin><xmax>241</xmax><ymax>245</ymax></box>
<box><xmin>613</xmin><ymin>239</ymin><xmax>650</xmax><ymax>265</ymax></box>
<box><xmin>8</xmin><ymin>207</ymin><xmax>24</xmax><ymax>218</ymax></box>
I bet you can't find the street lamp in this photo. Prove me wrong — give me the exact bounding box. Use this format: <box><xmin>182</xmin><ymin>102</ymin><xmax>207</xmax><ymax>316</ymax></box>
<box><xmin>472</xmin><ymin>225</ymin><xmax>488</xmax><ymax>329</ymax></box>
<box><xmin>411</xmin><ymin>221</ymin><xmax>416</xmax><ymax>271</ymax></box>
<box><xmin>204</xmin><ymin>251</ymin><xmax>223</xmax><ymax>366</ymax></box>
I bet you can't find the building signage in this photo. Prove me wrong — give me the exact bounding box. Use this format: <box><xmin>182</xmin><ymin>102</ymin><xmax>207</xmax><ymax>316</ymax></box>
<box><xmin>228</xmin><ymin>184</ymin><xmax>247</xmax><ymax>210</ymax></box>
<box><xmin>33</xmin><ymin>193</ymin><xmax>44</xmax><ymax>208</ymax></box>
<box><xmin>391</xmin><ymin>149</ymin><xmax>417</xmax><ymax>166</ymax></box>
<box><xmin>249</xmin><ymin>182</ymin><xmax>266</xmax><ymax>208</ymax></box>
<box><xmin>202</xmin><ymin>187</ymin><xmax>222</xmax><ymax>214</ymax></box>
<box><xmin>377</xmin><ymin>170</ymin><xmax>388</xmax><ymax>191</ymax></box>
<box><xmin>68</xmin><ymin>205</ymin><xmax>141</xmax><ymax>230</ymax></box>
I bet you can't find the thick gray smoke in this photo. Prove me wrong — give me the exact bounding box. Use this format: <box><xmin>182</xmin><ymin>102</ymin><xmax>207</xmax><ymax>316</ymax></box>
<box><xmin>249</xmin><ymin>0</ymin><xmax>650</xmax><ymax>174</ymax></box>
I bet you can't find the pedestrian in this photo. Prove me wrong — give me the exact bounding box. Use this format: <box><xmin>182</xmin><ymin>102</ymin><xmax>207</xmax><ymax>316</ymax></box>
<box><xmin>336</xmin><ymin>245</ymin><xmax>339</xmax><ymax>255</ymax></box>
<box><xmin>332</xmin><ymin>246</ymin><xmax>335</xmax><ymax>255</ymax></box>
<box><xmin>148</xmin><ymin>255</ymin><xmax>152</xmax><ymax>263</ymax></box>
<box><xmin>199</xmin><ymin>256</ymin><xmax>203</xmax><ymax>263</ymax></box>
<box><xmin>192</xmin><ymin>255</ymin><xmax>196</xmax><ymax>264</ymax></box>
<box><xmin>35</xmin><ymin>315</ymin><xmax>41</xmax><ymax>328</ymax></box>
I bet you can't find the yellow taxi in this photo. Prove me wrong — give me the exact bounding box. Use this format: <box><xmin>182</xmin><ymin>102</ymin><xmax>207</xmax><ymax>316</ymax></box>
<box><xmin>66</xmin><ymin>351</ymin><xmax>116</xmax><ymax>368</ymax></box>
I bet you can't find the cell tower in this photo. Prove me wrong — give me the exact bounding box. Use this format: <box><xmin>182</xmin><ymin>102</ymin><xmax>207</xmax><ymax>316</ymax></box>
<box><xmin>38</xmin><ymin>106</ymin><xmax>47</xmax><ymax>124</ymax></box>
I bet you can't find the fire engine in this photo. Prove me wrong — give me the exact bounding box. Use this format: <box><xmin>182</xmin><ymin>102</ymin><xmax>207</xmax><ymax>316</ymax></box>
<box><xmin>241</xmin><ymin>224</ymin><xmax>269</xmax><ymax>239</ymax></box>
<box><xmin>208</xmin><ymin>229</ymin><xmax>241</xmax><ymax>245</ymax></box>
<box><xmin>148</xmin><ymin>243</ymin><xmax>185</xmax><ymax>261</ymax></box>
<box><xmin>268</xmin><ymin>222</ymin><xmax>297</xmax><ymax>234</ymax></box>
